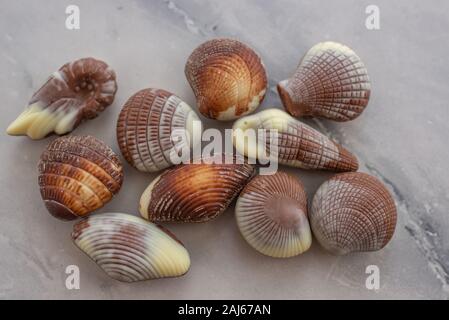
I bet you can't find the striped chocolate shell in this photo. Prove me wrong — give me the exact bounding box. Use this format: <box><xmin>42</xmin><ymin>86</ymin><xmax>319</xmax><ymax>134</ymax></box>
<box><xmin>38</xmin><ymin>135</ymin><xmax>124</xmax><ymax>220</ymax></box>
<box><xmin>7</xmin><ymin>57</ymin><xmax>117</xmax><ymax>139</ymax></box>
<box><xmin>277</xmin><ymin>41</ymin><xmax>370</xmax><ymax>122</ymax></box>
<box><xmin>310</xmin><ymin>172</ymin><xmax>397</xmax><ymax>255</ymax></box>
<box><xmin>116</xmin><ymin>88</ymin><xmax>202</xmax><ymax>172</ymax></box>
<box><xmin>233</xmin><ymin>108</ymin><xmax>358</xmax><ymax>172</ymax></box>
<box><xmin>139</xmin><ymin>160</ymin><xmax>255</xmax><ymax>223</ymax></box>
<box><xmin>235</xmin><ymin>172</ymin><xmax>312</xmax><ymax>258</ymax></box>
<box><xmin>72</xmin><ymin>212</ymin><xmax>190</xmax><ymax>282</ymax></box>
<box><xmin>185</xmin><ymin>38</ymin><xmax>267</xmax><ymax>120</ymax></box>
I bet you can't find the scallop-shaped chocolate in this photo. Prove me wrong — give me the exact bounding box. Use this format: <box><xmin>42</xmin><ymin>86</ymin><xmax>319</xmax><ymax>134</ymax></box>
<box><xmin>72</xmin><ymin>212</ymin><xmax>190</xmax><ymax>282</ymax></box>
<box><xmin>38</xmin><ymin>135</ymin><xmax>124</xmax><ymax>220</ymax></box>
<box><xmin>139</xmin><ymin>158</ymin><xmax>255</xmax><ymax>223</ymax></box>
<box><xmin>7</xmin><ymin>57</ymin><xmax>117</xmax><ymax>139</ymax></box>
<box><xmin>185</xmin><ymin>38</ymin><xmax>267</xmax><ymax>120</ymax></box>
<box><xmin>233</xmin><ymin>108</ymin><xmax>358</xmax><ymax>172</ymax></box>
<box><xmin>116</xmin><ymin>88</ymin><xmax>202</xmax><ymax>173</ymax></box>
<box><xmin>235</xmin><ymin>172</ymin><xmax>312</xmax><ymax>258</ymax></box>
<box><xmin>310</xmin><ymin>172</ymin><xmax>397</xmax><ymax>255</ymax></box>
<box><xmin>277</xmin><ymin>42</ymin><xmax>370</xmax><ymax>121</ymax></box>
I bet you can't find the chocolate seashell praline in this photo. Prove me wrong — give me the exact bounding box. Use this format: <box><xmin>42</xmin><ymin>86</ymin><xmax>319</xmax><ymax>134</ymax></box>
<box><xmin>139</xmin><ymin>156</ymin><xmax>255</xmax><ymax>223</ymax></box>
<box><xmin>310</xmin><ymin>172</ymin><xmax>397</xmax><ymax>255</ymax></box>
<box><xmin>235</xmin><ymin>171</ymin><xmax>312</xmax><ymax>258</ymax></box>
<box><xmin>116</xmin><ymin>88</ymin><xmax>202</xmax><ymax>173</ymax></box>
<box><xmin>185</xmin><ymin>38</ymin><xmax>267</xmax><ymax>120</ymax></box>
<box><xmin>38</xmin><ymin>135</ymin><xmax>124</xmax><ymax>220</ymax></box>
<box><xmin>72</xmin><ymin>212</ymin><xmax>190</xmax><ymax>282</ymax></box>
<box><xmin>7</xmin><ymin>57</ymin><xmax>117</xmax><ymax>139</ymax></box>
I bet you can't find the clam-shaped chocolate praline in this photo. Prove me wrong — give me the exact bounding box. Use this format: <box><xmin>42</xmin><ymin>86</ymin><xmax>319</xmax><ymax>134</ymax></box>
<box><xmin>233</xmin><ymin>108</ymin><xmax>358</xmax><ymax>172</ymax></box>
<box><xmin>277</xmin><ymin>41</ymin><xmax>370</xmax><ymax>122</ymax></box>
<box><xmin>116</xmin><ymin>88</ymin><xmax>202</xmax><ymax>173</ymax></box>
<box><xmin>310</xmin><ymin>172</ymin><xmax>397</xmax><ymax>255</ymax></box>
<box><xmin>185</xmin><ymin>38</ymin><xmax>267</xmax><ymax>120</ymax></box>
<box><xmin>38</xmin><ymin>135</ymin><xmax>124</xmax><ymax>220</ymax></box>
<box><xmin>235</xmin><ymin>172</ymin><xmax>312</xmax><ymax>258</ymax></box>
<box><xmin>7</xmin><ymin>57</ymin><xmax>117</xmax><ymax>139</ymax></box>
<box><xmin>139</xmin><ymin>158</ymin><xmax>255</xmax><ymax>223</ymax></box>
<box><xmin>72</xmin><ymin>212</ymin><xmax>190</xmax><ymax>282</ymax></box>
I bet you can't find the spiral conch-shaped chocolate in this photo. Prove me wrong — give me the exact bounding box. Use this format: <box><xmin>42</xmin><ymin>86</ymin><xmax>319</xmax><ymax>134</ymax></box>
<box><xmin>233</xmin><ymin>108</ymin><xmax>358</xmax><ymax>172</ymax></box>
<box><xmin>116</xmin><ymin>88</ymin><xmax>202</xmax><ymax>173</ymax></box>
<box><xmin>235</xmin><ymin>172</ymin><xmax>312</xmax><ymax>258</ymax></box>
<box><xmin>277</xmin><ymin>41</ymin><xmax>370</xmax><ymax>121</ymax></box>
<box><xmin>38</xmin><ymin>135</ymin><xmax>124</xmax><ymax>220</ymax></box>
<box><xmin>72</xmin><ymin>213</ymin><xmax>190</xmax><ymax>282</ymax></box>
<box><xmin>185</xmin><ymin>38</ymin><xmax>267</xmax><ymax>120</ymax></box>
<box><xmin>7</xmin><ymin>57</ymin><xmax>117</xmax><ymax>139</ymax></box>
<box><xmin>310</xmin><ymin>172</ymin><xmax>397</xmax><ymax>255</ymax></box>
<box><xmin>139</xmin><ymin>158</ymin><xmax>255</xmax><ymax>223</ymax></box>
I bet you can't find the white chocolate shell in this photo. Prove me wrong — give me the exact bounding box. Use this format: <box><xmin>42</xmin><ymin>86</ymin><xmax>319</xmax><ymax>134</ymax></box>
<box><xmin>310</xmin><ymin>172</ymin><xmax>397</xmax><ymax>255</ymax></box>
<box><xmin>235</xmin><ymin>172</ymin><xmax>312</xmax><ymax>258</ymax></box>
<box><xmin>72</xmin><ymin>212</ymin><xmax>190</xmax><ymax>282</ymax></box>
<box><xmin>278</xmin><ymin>41</ymin><xmax>370</xmax><ymax>121</ymax></box>
<box><xmin>38</xmin><ymin>135</ymin><xmax>124</xmax><ymax>220</ymax></box>
<box><xmin>185</xmin><ymin>38</ymin><xmax>267</xmax><ymax>120</ymax></box>
<box><xmin>116</xmin><ymin>88</ymin><xmax>202</xmax><ymax>173</ymax></box>
<box><xmin>7</xmin><ymin>57</ymin><xmax>117</xmax><ymax>139</ymax></box>
<box><xmin>233</xmin><ymin>108</ymin><xmax>358</xmax><ymax>172</ymax></box>
<box><xmin>139</xmin><ymin>158</ymin><xmax>255</xmax><ymax>223</ymax></box>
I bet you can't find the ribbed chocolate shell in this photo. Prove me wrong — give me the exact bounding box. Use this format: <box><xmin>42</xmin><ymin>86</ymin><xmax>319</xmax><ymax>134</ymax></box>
<box><xmin>310</xmin><ymin>172</ymin><xmax>397</xmax><ymax>255</ymax></box>
<box><xmin>116</xmin><ymin>88</ymin><xmax>201</xmax><ymax>172</ymax></box>
<box><xmin>7</xmin><ymin>57</ymin><xmax>117</xmax><ymax>139</ymax></box>
<box><xmin>38</xmin><ymin>135</ymin><xmax>124</xmax><ymax>220</ymax></box>
<box><xmin>277</xmin><ymin>42</ymin><xmax>370</xmax><ymax>122</ymax></box>
<box><xmin>235</xmin><ymin>172</ymin><xmax>312</xmax><ymax>258</ymax></box>
<box><xmin>72</xmin><ymin>213</ymin><xmax>190</xmax><ymax>282</ymax></box>
<box><xmin>233</xmin><ymin>108</ymin><xmax>358</xmax><ymax>172</ymax></box>
<box><xmin>139</xmin><ymin>161</ymin><xmax>255</xmax><ymax>222</ymax></box>
<box><xmin>185</xmin><ymin>38</ymin><xmax>267</xmax><ymax>120</ymax></box>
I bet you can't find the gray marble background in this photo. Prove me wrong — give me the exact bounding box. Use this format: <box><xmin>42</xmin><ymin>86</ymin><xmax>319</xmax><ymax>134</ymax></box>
<box><xmin>0</xmin><ymin>0</ymin><xmax>448</xmax><ymax>299</ymax></box>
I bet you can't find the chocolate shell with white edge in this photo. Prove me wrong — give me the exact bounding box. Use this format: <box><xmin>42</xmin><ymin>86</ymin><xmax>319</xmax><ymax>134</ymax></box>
<box><xmin>139</xmin><ymin>156</ymin><xmax>255</xmax><ymax>223</ymax></box>
<box><xmin>116</xmin><ymin>88</ymin><xmax>202</xmax><ymax>173</ymax></box>
<box><xmin>7</xmin><ymin>57</ymin><xmax>117</xmax><ymax>139</ymax></box>
<box><xmin>233</xmin><ymin>108</ymin><xmax>358</xmax><ymax>172</ymax></box>
<box><xmin>310</xmin><ymin>172</ymin><xmax>397</xmax><ymax>255</ymax></box>
<box><xmin>38</xmin><ymin>135</ymin><xmax>124</xmax><ymax>220</ymax></box>
<box><xmin>235</xmin><ymin>172</ymin><xmax>312</xmax><ymax>258</ymax></box>
<box><xmin>277</xmin><ymin>41</ymin><xmax>370</xmax><ymax>121</ymax></box>
<box><xmin>185</xmin><ymin>38</ymin><xmax>267</xmax><ymax>120</ymax></box>
<box><xmin>72</xmin><ymin>212</ymin><xmax>190</xmax><ymax>282</ymax></box>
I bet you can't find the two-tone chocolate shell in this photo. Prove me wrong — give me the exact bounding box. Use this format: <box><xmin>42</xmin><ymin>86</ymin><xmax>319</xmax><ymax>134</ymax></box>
<box><xmin>185</xmin><ymin>38</ymin><xmax>267</xmax><ymax>120</ymax></box>
<box><xmin>7</xmin><ymin>57</ymin><xmax>117</xmax><ymax>139</ymax></box>
<box><xmin>233</xmin><ymin>108</ymin><xmax>358</xmax><ymax>172</ymax></box>
<box><xmin>116</xmin><ymin>88</ymin><xmax>202</xmax><ymax>172</ymax></box>
<box><xmin>38</xmin><ymin>135</ymin><xmax>123</xmax><ymax>220</ymax></box>
<box><xmin>277</xmin><ymin>41</ymin><xmax>370</xmax><ymax>121</ymax></box>
<box><xmin>235</xmin><ymin>172</ymin><xmax>312</xmax><ymax>258</ymax></box>
<box><xmin>139</xmin><ymin>158</ymin><xmax>255</xmax><ymax>222</ymax></box>
<box><xmin>310</xmin><ymin>172</ymin><xmax>397</xmax><ymax>255</ymax></box>
<box><xmin>72</xmin><ymin>212</ymin><xmax>190</xmax><ymax>282</ymax></box>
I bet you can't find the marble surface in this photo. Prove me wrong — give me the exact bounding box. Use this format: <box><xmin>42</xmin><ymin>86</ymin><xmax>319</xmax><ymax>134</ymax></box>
<box><xmin>0</xmin><ymin>0</ymin><xmax>448</xmax><ymax>299</ymax></box>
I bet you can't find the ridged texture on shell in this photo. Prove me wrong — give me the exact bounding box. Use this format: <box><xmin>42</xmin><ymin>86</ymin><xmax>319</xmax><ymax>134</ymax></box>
<box><xmin>72</xmin><ymin>213</ymin><xmax>190</xmax><ymax>282</ymax></box>
<box><xmin>139</xmin><ymin>160</ymin><xmax>255</xmax><ymax>222</ymax></box>
<box><xmin>310</xmin><ymin>172</ymin><xmax>397</xmax><ymax>255</ymax></box>
<box><xmin>7</xmin><ymin>57</ymin><xmax>117</xmax><ymax>139</ymax></box>
<box><xmin>38</xmin><ymin>135</ymin><xmax>124</xmax><ymax>220</ymax></box>
<box><xmin>277</xmin><ymin>42</ymin><xmax>370</xmax><ymax>121</ymax></box>
<box><xmin>233</xmin><ymin>108</ymin><xmax>358</xmax><ymax>172</ymax></box>
<box><xmin>235</xmin><ymin>172</ymin><xmax>312</xmax><ymax>258</ymax></box>
<box><xmin>185</xmin><ymin>38</ymin><xmax>267</xmax><ymax>120</ymax></box>
<box><xmin>116</xmin><ymin>88</ymin><xmax>201</xmax><ymax>172</ymax></box>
